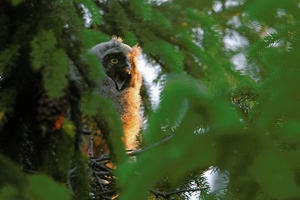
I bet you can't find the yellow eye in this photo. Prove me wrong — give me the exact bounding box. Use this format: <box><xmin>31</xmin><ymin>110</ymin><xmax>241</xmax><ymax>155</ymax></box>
<box><xmin>110</xmin><ymin>58</ymin><xmax>119</xmax><ymax>64</ymax></box>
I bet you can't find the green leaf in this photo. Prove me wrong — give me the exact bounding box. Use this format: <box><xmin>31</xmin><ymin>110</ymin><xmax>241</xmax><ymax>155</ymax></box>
<box><xmin>282</xmin><ymin>120</ymin><xmax>300</xmax><ymax>143</ymax></box>
<box><xmin>0</xmin><ymin>88</ymin><xmax>16</xmax><ymax>125</ymax></box>
<box><xmin>0</xmin><ymin>155</ymin><xmax>26</xmax><ymax>189</ymax></box>
<box><xmin>83</xmin><ymin>29</ymin><xmax>110</xmax><ymax>48</ymax></box>
<box><xmin>62</xmin><ymin>120</ymin><xmax>76</xmax><ymax>139</ymax></box>
<box><xmin>129</xmin><ymin>0</ymin><xmax>152</xmax><ymax>20</ymax></box>
<box><xmin>27</xmin><ymin>175</ymin><xmax>70</xmax><ymax>200</ymax></box>
<box><xmin>97</xmin><ymin>97</ymin><xmax>126</xmax><ymax>163</ymax></box>
<box><xmin>212</xmin><ymin>99</ymin><xmax>242</xmax><ymax>133</ymax></box>
<box><xmin>0</xmin><ymin>45</ymin><xmax>20</xmax><ymax>75</ymax></box>
<box><xmin>144</xmin><ymin>75</ymin><xmax>206</xmax><ymax>144</ymax></box>
<box><xmin>8</xmin><ymin>0</ymin><xmax>23</xmax><ymax>6</ymax></box>
<box><xmin>80</xmin><ymin>89</ymin><xmax>126</xmax><ymax>163</ymax></box>
<box><xmin>71</xmin><ymin>153</ymin><xmax>91</xmax><ymax>199</ymax></box>
<box><xmin>0</xmin><ymin>186</ymin><xmax>18</xmax><ymax>200</ymax></box>
<box><xmin>250</xmin><ymin>150</ymin><xmax>300</xmax><ymax>199</ymax></box>
<box><xmin>43</xmin><ymin>49</ymin><xmax>69</xmax><ymax>98</ymax></box>
<box><xmin>85</xmin><ymin>52</ymin><xmax>105</xmax><ymax>81</ymax></box>
<box><xmin>76</xmin><ymin>0</ymin><xmax>102</xmax><ymax>25</ymax></box>
<box><xmin>144</xmin><ymin>40</ymin><xmax>184</xmax><ymax>73</ymax></box>
<box><xmin>246</xmin><ymin>0</ymin><xmax>291</xmax><ymax>25</ymax></box>
<box><xmin>30</xmin><ymin>30</ymin><xmax>57</xmax><ymax>70</ymax></box>
<box><xmin>124</xmin><ymin>31</ymin><xmax>138</xmax><ymax>46</ymax></box>
<box><xmin>80</xmin><ymin>90</ymin><xmax>102</xmax><ymax>116</ymax></box>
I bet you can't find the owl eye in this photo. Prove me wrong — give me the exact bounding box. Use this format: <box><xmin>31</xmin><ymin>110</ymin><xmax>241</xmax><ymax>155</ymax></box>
<box><xmin>110</xmin><ymin>58</ymin><xmax>119</xmax><ymax>64</ymax></box>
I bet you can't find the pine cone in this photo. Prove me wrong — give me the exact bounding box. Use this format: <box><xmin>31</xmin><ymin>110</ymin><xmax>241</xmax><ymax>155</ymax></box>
<box><xmin>35</xmin><ymin>88</ymin><xmax>69</xmax><ymax>133</ymax></box>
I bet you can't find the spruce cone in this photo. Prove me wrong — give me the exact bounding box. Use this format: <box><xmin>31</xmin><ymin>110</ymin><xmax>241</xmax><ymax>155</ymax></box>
<box><xmin>35</xmin><ymin>88</ymin><xmax>69</xmax><ymax>133</ymax></box>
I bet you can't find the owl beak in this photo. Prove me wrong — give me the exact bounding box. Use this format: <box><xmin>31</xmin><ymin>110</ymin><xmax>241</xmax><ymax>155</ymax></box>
<box><xmin>115</xmin><ymin>76</ymin><xmax>126</xmax><ymax>91</ymax></box>
<box><xmin>112</xmin><ymin>63</ymin><xmax>131</xmax><ymax>91</ymax></box>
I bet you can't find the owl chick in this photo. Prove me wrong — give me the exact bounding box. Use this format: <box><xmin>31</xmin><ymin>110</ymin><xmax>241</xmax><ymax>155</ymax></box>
<box><xmin>86</xmin><ymin>37</ymin><xmax>142</xmax><ymax>156</ymax></box>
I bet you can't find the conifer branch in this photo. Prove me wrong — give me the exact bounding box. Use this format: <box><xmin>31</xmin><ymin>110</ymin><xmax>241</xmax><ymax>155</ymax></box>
<box><xmin>71</xmin><ymin>58</ymin><xmax>96</xmax><ymax>88</ymax></box>
<box><xmin>128</xmin><ymin>134</ymin><xmax>174</xmax><ymax>156</ymax></box>
<box><xmin>149</xmin><ymin>188</ymin><xmax>202</xmax><ymax>199</ymax></box>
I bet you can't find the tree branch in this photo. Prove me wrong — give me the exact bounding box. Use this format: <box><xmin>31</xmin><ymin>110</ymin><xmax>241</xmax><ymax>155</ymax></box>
<box><xmin>127</xmin><ymin>134</ymin><xmax>174</xmax><ymax>157</ymax></box>
<box><xmin>149</xmin><ymin>188</ymin><xmax>202</xmax><ymax>199</ymax></box>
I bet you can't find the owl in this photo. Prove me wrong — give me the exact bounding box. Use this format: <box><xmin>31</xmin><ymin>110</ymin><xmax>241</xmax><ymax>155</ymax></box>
<box><xmin>83</xmin><ymin>37</ymin><xmax>142</xmax><ymax>157</ymax></box>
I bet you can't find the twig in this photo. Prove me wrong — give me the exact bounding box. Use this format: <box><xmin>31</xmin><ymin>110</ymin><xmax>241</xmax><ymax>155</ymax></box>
<box><xmin>90</xmin><ymin>159</ymin><xmax>114</xmax><ymax>175</ymax></box>
<box><xmin>69</xmin><ymin>166</ymin><xmax>77</xmax><ymax>176</ymax></box>
<box><xmin>92</xmin><ymin>169</ymin><xmax>110</xmax><ymax>185</ymax></box>
<box><xmin>90</xmin><ymin>153</ymin><xmax>110</xmax><ymax>161</ymax></box>
<box><xmin>23</xmin><ymin>168</ymin><xmax>38</xmax><ymax>174</ymax></box>
<box><xmin>88</xmin><ymin>135</ymin><xmax>94</xmax><ymax>157</ymax></box>
<box><xmin>128</xmin><ymin>134</ymin><xmax>174</xmax><ymax>157</ymax></box>
<box><xmin>149</xmin><ymin>188</ymin><xmax>202</xmax><ymax>199</ymax></box>
<box><xmin>88</xmin><ymin>157</ymin><xmax>117</xmax><ymax>199</ymax></box>
<box><xmin>94</xmin><ymin>189</ymin><xmax>118</xmax><ymax>196</ymax></box>
<box><xmin>82</xmin><ymin>129</ymin><xmax>92</xmax><ymax>135</ymax></box>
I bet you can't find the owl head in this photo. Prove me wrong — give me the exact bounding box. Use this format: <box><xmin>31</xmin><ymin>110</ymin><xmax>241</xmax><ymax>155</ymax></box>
<box><xmin>91</xmin><ymin>36</ymin><xmax>141</xmax><ymax>91</ymax></box>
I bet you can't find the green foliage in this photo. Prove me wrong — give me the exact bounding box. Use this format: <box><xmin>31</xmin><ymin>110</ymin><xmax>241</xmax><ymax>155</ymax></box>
<box><xmin>43</xmin><ymin>49</ymin><xmax>69</xmax><ymax>98</ymax></box>
<box><xmin>82</xmin><ymin>29</ymin><xmax>110</xmax><ymax>48</ymax></box>
<box><xmin>0</xmin><ymin>155</ymin><xmax>26</xmax><ymax>194</ymax></box>
<box><xmin>96</xmin><ymin>96</ymin><xmax>127</xmax><ymax>163</ymax></box>
<box><xmin>71</xmin><ymin>153</ymin><xmax>91</xmax><ymax>199</ymax></box>
<box><xmin>250</xmin><ymin>150</ymin><xmax>300</xmax><ymax>199</ymax></box>
<box><xmin>55</xmin><ymin>121</ymin><xmax>76</xmax><ymax>179</ymax></box>
<box><xmin>0</xmin><ymin>155</ymin><xmax>70</xmax><ymax>200</ymax></box>
<box><xmin>1</xmin><ymin>0</ymin><xmax>300</xmax><ymax>199</ymax></box>
<box><xmin>144</xmin><ymin>75</ymin><xmax>209</xmax><ymax>144</ymax></box>
<box><xmin>84</xmin><ymin>52</ymin><xmax>105</xmax><ymax>81</ymax></box>
<box><xmin>0</xmin><ymin>185</ymin><xmax>18</xmax><ymax>200</ymax></box>
<box><xmin>7</xmin><ymin>0</ymin><xmax>23</xmax><ymax>6</ymax></box>
<box><xmin>123</xmin><ymin>31</ymin><xmax>138</xmax><ymax>46</ymax></box>
<box><xmin>118</xmin><ymin>74</ymin><xmax>242</xmax><ymax>199</ymax></box>
<box><xmin>30</xmin><ymin>30</ymin><xmax>57</xmax><ymax>70</ymax></box>
<box><xmin>80</xmin><ymin>89</ymin><xmax>126</xmax><ymax>162</ymax></box>
<box><xmin>80</xmin><ymin>90</ymin><xmax>103</xmax><ymax>116</ymax></box>
<box><xmin>0</xmin><ymin>88</ymin><xmax>16</xmax><ymax>126</ymax></box>
<box><xmin>129</xmin><ymin>0</ymin><xmax>152</xmax><ymax>20</ymax></box>
<box><xmin>76</xmin><ymin>0</ymin><xmax>102</xmax><ymax>26</ymax></box>
<box><xmin>0</xmin><ymin>45</ymin><xmax>20</xmax><ymax>76</ymax></box>
<box><xmin>26</xmin><ymin>175</ymin><xmax>71</xmax><ymax>200</ymax></box>
<box><xmin>145</xmin><ymin>40</ymin><xmax>184</xmax><ymax>73</ymax></box>
<box><xmin>40</xmin><ymin>128</ymin><xmax>75</xmax><ymax>182</ymax></box>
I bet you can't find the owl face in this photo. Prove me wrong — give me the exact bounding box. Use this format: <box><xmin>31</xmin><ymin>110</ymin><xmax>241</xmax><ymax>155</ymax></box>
<box><xmin>90</xmin><ymin>37</ymin><xmax>140</xmax><ymax>91</ymax></box>
<box><xmin>103</xmin><ymin>52</ymin><xmax>132</xmax><ymax>91</ymax></box>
